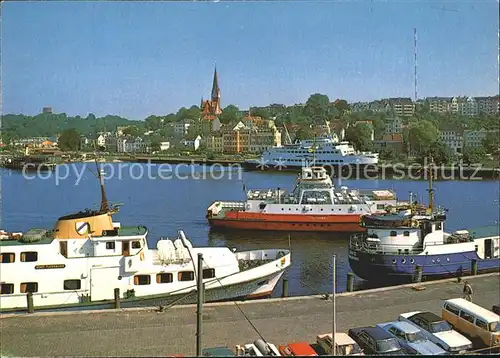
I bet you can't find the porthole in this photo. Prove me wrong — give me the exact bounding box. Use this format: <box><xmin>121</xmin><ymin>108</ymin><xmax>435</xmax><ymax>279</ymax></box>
<box><xmin>436</xmin><ymin>258</ymin><xmax>440</xmax><ymax>263</ymax></box>
<box><xmin>432</xmin><ymin>259</ymin><xmax>435</xmax><ymax>263</ymax></box>
<box><xmin>446</xmin><ymin>258</ymin><xmax>450</xmax><ymax>262</ymax></box>
<box><xmin>410</xmin><ymin>259</ymin><xmax>415</xmax><ymax>264</ymax></box>
<box><xmin>392</xmin><ymin>259</ymin><xmax>396</xmax><ymax>264</ymax></box>
<box><xmin>402</xmin><ymin>259</ymin><xmax>406</xmax><ymax>264</ymax></box>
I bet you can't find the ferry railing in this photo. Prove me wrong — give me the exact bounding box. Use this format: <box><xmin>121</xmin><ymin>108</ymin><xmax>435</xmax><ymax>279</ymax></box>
<box><xmin>349</xmin><ymin>234</ymin><xmax>424</xmax><ymax>255</ymax></box>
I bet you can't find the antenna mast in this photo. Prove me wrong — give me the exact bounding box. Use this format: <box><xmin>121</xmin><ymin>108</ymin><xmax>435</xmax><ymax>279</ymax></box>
<box><xmin>427</xmin><ymin>156</ymin><xmax>434</xmax><ymax>212</ymax></box>
<box><xmin>414</xmin><ymin>28</ymin><xmax>418</xmax><ymax>102</ymax></box>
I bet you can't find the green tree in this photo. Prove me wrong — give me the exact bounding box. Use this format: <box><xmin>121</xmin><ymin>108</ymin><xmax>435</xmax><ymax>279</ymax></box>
<box><xmin>408</xmin><ymin>120</ymin><xmax>438</xmax><ymax>154</ymax></box>
<box><xmin>294</xmin><ymin>126</ymin><xmax>314</xmax><ymax>142</ymax></box>
<box><xmin>58</xmin><ymin>128</ymin><xmax>81</xmax><ymax>151</ymax></box>
<box><xmin>305</xmin><ymin>93</ymin><xmax>330</xmax><ymax>123</ymax></box>
<box><xmin>334</xmin><ymin>99</ymin><xmax>350</xmax><ymax>115</ymax></box>
<box><xmin>344</xmin><ymin>124</ymin><xmax>373</xmax><ymax>151</ymax></box>
<box><xmin>463</xmin><ymin>146</ymin><xmax>486</xmax><ymax>165</ymax></box>
<box><xmin>220</xmin><ymin>105</ymin><xmax>240</xmax><ymax>124</ymax></box>
<box><xmin>482</xmin><ymin>132</ymin><xmax>500</xmax><ymax>153</ymax></box>
<box><xmin>250</xmin><ymin>107</ymin><xmax>270</xmax><ymax>120</ymax></box>
<box><xmin>419</xmin><ymin>141</ymin><xmax>454</xmax><ymax>165</ymax></box>
<box><xmin>145</xmin><ymin>115</ymin><xmax>162</xmax><ymax>131</ymax></box>
<box><xmin>122</xmin><ymin>126</ymin><xmax>141</xmax><ymax>137</ymax></box>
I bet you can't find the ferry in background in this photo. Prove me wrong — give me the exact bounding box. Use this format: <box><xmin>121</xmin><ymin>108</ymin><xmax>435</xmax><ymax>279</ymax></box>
<box><xmin>207</xmin><ymin>165</ymin><xmax>398</xmax><ymax>232</ymax></box>
<box><xmin>0</xmin><ymin>164</ymin><xmax>291</xmax><ymax>312</ymax></box>
<box><xmin>243</xmin><ymin>133</ymin><xmax>379</xmax><ymax>171</ymax></box>
<box><xmin>348</xmin><ymin>160</ymin><xmax>500</xmax><ymax>283</ymax></box>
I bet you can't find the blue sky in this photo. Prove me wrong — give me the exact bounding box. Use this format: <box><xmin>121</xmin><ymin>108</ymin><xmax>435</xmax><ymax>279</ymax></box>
<box><xmin>2</xmin><ymin>0</ymin><xmax>499</xmax><ymax>120</ymax></box>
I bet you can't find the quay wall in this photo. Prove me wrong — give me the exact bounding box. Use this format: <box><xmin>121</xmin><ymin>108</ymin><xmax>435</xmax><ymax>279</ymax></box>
<box><xmin>1</xmin><ymin>273</ymin><xmax>498</xmax><ymax>356</ymax></box>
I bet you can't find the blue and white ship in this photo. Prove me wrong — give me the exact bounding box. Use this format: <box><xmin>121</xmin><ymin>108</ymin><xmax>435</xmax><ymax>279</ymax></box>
<box><xmin>348</xmin><ymin>164</ymin><xmax>500</xmax><ymax>283</ymax></box>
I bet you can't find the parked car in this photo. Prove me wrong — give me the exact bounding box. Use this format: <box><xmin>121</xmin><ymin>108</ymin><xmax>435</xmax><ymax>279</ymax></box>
<box><xmin>377</xmin><ymin>321</ymin><xmax>447</xmax><ymax>355</ymax></box>
<box><xmin>399</xmin><ymin>311</ymin><xmax>473</xmax><ymax>353</ymax></box>
<box><xmin>278</xmin><ymin>341</ymin><xmax>317</xmax><ymax>356</ymax></box>
<box><xmin>202</xmin><ymin>347</ymin><xmax>235</xmax><ymax>356</ymax></box>
<box><xmin>316</xmin><ymin>332</ymin><xmax>364</xmax><ymax>356</ymax></box>
<box><xmin>236</xmin><ymin>340</ymin><xmax>281</xmax><ymax>356</ymax></box>
<box><xmin>348</xmin><ymin>326</ymin><xmax>405</xmax><ymax>355</ymax></box>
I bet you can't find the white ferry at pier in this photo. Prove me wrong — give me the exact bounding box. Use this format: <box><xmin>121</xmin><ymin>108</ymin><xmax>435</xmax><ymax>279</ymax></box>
<box><xmin>244</xmin><ymin>136</ymin><xmax>379</xmax><ymax>170</ymax></box>
<box><xmin>0</xmin><ymin>170</ymin><xmax>291</xmax><ymax>312</ymax></box>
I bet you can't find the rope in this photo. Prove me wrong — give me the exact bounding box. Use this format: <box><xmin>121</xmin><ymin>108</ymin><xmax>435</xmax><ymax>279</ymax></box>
<box><xmin>201</xmin><ymin>257</ymin><xmax>269</xmax><ymax>344</ymax></box>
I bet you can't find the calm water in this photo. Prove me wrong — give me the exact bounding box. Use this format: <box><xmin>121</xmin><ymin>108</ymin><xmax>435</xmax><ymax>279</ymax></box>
<box><xmin>1</xmin><ymin>163</ymin><xmax>499</xmax><ymax>297</ymax></box>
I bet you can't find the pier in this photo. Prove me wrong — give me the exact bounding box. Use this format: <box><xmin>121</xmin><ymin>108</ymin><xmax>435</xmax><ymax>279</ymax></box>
<box><xmin>1</xmin><ymin>273</ymin><xmax>498</xmax><ymax>356</ymax></box>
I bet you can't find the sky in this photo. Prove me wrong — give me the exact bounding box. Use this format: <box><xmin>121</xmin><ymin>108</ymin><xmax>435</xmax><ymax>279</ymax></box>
<box><xmin>2</xmin><ymin>0</ymin><xmax>499</xmax><ymax>120</ymax></box>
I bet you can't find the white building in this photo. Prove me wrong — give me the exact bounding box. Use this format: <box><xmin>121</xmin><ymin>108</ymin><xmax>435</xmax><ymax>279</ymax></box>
<box><xmin>117</xmin><ymin>136</ymin><xmax>151</xmax><ymax>154</ymax></box>
<box><xmin>451</xmin><ymin>96</ymin><xmax>478</xmax><ymax>117</ymax></box>
<box><xmin>181</xmin><ymin>135</ymin><xmax>202</xmax><ymax>151</ymax></box>
<box><xmin>438</xmin><ymin>128</ymin><xmax>464</xmax><ymax>154</ymax></box>
<box><xmin>475</xmin><ymin>96</ymin><xmax>500</xmax><ymax>115</ymax></box>
<box><xmin>384</xmin><ymin>116</ymin><xmax>403</xmax><ymax>135</ymax></box>
<box><xmin>463</xmin><ymin>129</ymin><xmax>499</xmax><ymax>148</ymax></box>
<box><xmin>174</xmin><ymin>120</ymin><xmax>192</xmax><ymax>136</ymax></box>
<box><xmin>159</xmin><ymin>141</ymin><xmax>171</xmax><ymax>151</ymax></box>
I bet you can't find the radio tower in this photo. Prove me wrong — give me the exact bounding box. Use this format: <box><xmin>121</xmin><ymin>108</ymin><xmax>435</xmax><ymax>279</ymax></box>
<box><xmin>413</xmin><ymin>27</ymin><xmax>418</xmax><ymax>102</ymax></box>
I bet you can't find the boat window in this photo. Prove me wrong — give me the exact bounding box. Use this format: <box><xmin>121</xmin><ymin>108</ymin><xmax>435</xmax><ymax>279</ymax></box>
<box><xmin>435</xmin><ymin>222</ymin><xmax>442</xmax><ymax>230</ymax></box>
<box><xmin>403</xmin><ymin>231</ymin><xmax>410</xmax><ymax>237</ymax></box>
<box><xmin>390</xmin><ymin>231</ymin><xmax>397</xmax><ymax>237</ymax></box>
<box><xmin>132</xmin><ymin>241</ymin><xmax>141</xmax><ymax>249</ymax></box>
<box><xmin>63</xmin><ymin>279</ymin><xmax>81</xmax><ymax>290</ymax></box>
<box><xmin>377</xmin><ymin>204</ymin><xmax>385</xmax><ymax>210</ymax></box>
<box><xmin>178</xmin><ymin>271</ymin><xmax>195</xmax><ymax>282</ymax></box>
<box><xmin>60</xmin><ymin>241</ymin><xmax>68</xmax><ymax>258</ymax></box>
<box><xmin>20</xmin><ymin>282</ymin><xmax>38</xmax><ymax>293</ymax></box>
<box><xmin>0</xmin><ymin>253</ymin><xmax>15</xmax><ymax>263</ymax></box>
<box><xmin>106</xmin><ymin>242</ymin><xmax>115</xmax><ymax>250</ymax></box>
<box><xmin>21</xmin><ymin>252</ymin><xmax>38</xmax><ymax>262</ymax></box>
<box><xmin>0</xmin><ymin>283</ymin><xmax>14</xmax><ymax>295</ymax></box>
<box><xmin>459</xmin><ymin>310</ymin><xmax>475</xmax><ymax>323</ymax></box>
<box><xmin>203</xmin><ymin>268</ymin><xmax>215</xmax><ymax>279</ymax></box>
<box><xmin>445</xmin><ymin>303</ymin><xmax>460</xmax><ymax>315</ymax></box>
<box><xmin>134</xmin><ymin>275</ymin><xmax>151</xmax><ymax>285</ymax></box>
<box><xmin>156</xmin><ymin>273</ymin><xmax>173</xmax><ymax>284</ymax></box>
<box><xmin>475</xmin><ymin>318</ymin><xmax>488</xmax><ymax>330</ymax></box>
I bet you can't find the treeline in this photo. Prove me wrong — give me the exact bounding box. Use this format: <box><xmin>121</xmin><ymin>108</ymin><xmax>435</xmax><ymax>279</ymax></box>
<box><xmin>1</xmin><ymin>113</ymin><xmax>144</xmax><ymax>142</ymax></box>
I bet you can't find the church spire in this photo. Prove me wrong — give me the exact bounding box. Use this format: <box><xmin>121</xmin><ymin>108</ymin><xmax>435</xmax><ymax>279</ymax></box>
<box><xmin>211</xmin><ymin>64</ymin><xmax>220</xmax><ymax>101</ymax></box>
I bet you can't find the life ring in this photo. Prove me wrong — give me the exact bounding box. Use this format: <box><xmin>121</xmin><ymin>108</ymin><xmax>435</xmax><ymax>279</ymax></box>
<box><xmin>140</xmin><ymin>251</ymin><xmax>145</xmax><ymax>261</ymax></box>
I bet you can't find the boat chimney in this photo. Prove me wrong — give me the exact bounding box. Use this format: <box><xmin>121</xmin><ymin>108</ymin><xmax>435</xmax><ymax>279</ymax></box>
<box><xmin>96</xmin><ymin>161</ymin><xmax>109</xmax><ymax>212</ymax></box>
<box><xmin>426</xmin><ymin>156</ymin><xmax>434</xmax><ymax>213</ymax></box>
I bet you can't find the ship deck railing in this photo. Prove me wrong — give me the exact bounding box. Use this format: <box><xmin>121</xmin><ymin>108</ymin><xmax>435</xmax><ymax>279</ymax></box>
<box><xmin>350</xmin><ymin>234</ymin><xmax>425</xmax><ymax>255</ymax></box>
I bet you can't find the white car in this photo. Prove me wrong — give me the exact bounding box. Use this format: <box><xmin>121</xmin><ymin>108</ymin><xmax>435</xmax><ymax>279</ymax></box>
<box><xmin>398</xmin><ymin>311</ymin><xmax>473</xmax><ymax>353</ymax></box>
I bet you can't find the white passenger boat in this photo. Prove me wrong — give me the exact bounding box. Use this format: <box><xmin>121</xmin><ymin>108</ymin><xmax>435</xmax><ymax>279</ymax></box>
<box><xmin>0</xmin><ymin>169</ymin><xmax>291</xmax><ymax>312</ymax></box>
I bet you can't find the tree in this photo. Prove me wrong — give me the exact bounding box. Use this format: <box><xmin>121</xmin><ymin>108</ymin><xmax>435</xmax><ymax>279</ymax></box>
<box><xmin>305</xmin><ymin>93</ymin><xmax>330</xmax><ymax>123</ymax></box>
<box><xmin>408</xmin><ymin>120</ymin><xmax>438</xmax><ymax>155</ymax></box>
<box><xmin>122</xmin><ymin>126</ymin><xmax>140</xmax><ymax>137</ymax></box>
<box><xmin>334</xmin><ymin>99</ymin><xmax>350</xmax><ymax>115</ymax></box>
<box><xmin>418</xmin><ymin>141</ymin><xmax>453</xmax><ymax>166</ymax></box>
<box><xmin>145</xmin><ymin>115</ymin><xmax>162</xmax><ymax>131</ymax></box>
<box><xmin>294</xmin><ymin>126</ymin><xmax>314</xmax><ymax>142</ymax></box>
<box><xmin>344</xmin><ymin>124</ymin><xmax>373</xmax><ymax>151</ymax></box>
<box><xmin>250</xmin><ymin>107</ymin><xmax>270</xmax><ymax>120</ymax></box>
<box><xmin>220</xmin><ymin>105</ymin><xmax>239</xmax><ymax>124</ymax></box>
<box><xmin>58</xmin><ymin>128</ymin><xmax>81</xmax><ymax>151</ymax></box>
<box><xmin>482</xmin><ymin>132</ymin><xmax>500</xmax><ymax>154</ymax></box>
<box><xmin>462</xmin><ymin>146</ymin><xmax>486</xmax><ymax>165</ymax></box>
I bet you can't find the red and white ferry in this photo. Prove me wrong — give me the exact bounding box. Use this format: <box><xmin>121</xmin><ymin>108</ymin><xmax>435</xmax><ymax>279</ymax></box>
<box><xmin>206</xmin><ymin>166</ymin><xmax>398</xmax><ymax>232</ymax></box>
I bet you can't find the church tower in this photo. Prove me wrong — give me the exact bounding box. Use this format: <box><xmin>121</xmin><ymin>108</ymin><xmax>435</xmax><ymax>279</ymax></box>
<box><xmin>201</xmin><ymin>65</ymin><xmax>222</xmax><ymax>116</ymax></box>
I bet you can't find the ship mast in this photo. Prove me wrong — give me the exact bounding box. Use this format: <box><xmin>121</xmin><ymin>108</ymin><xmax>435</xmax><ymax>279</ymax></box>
<box><xmin>427</xmin><ymin>156</ymin><xmax>434</xmax><ymax>213</ymax></box>
<box><xmin>96</xmin><ymin>160</ymin><xmax>109</xmax><ymax>212</ymax></box>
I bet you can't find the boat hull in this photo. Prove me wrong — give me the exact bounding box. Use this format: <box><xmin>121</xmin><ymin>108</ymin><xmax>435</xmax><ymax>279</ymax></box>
<box><xmin>348</xmin><ymin>249</ymin><xmax>500</xmax><ymax>283</ymax></box>
<box><xmin>208</xmin><ymin>212</ymin><xmax>365</xmax><ymax>232</ymax></box>
<box><xmin>0</xmin><ymin>269</ymin><xmax>285</xmax><ymax>313</ymax></box>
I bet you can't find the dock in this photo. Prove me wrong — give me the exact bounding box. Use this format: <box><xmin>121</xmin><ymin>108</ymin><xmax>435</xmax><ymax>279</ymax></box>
<box><xmin>1</xmin><ymin>273</ymin><xmax>498</xmax><ymax>356</ymax></box>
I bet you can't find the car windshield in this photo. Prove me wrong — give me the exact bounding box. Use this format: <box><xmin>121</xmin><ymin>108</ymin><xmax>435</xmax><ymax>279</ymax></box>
<box><xmin>406</xmin><ymin>332</ymin><xmax>426</xmax><ymax>343</ymax></box>
<box><xmin>489</xmin><ymin>322</ymin><xmax>500</xmax><ymax>332</ymax></box>
<box><xmin>430</xmin><ymin>321</ymin><xmax>452</xmax><ymax>333</ymax></box>
<box><xmin>377</xmin><ymin>339</ymin><xmax>400</xmax><ymax>352</ymax></box>
<box><xmin>338</xmin><ymin>343</ymin><xmax>363</xmax><ymax>355</ymax></box>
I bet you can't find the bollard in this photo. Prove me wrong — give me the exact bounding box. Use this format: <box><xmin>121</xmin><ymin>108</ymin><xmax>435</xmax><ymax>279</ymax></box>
<box><xmin>346</xmin><ymin>272</ymin><xmax>354</xmax><ymax>292</ymax></box>
<box><xmin>114</xmin><ymin>288</ymin><xmax>120</xmax><ymax>309</ymax></box>
<box><xmin>414</xmin><ymin>265</ymin><xmax>423</xmax><ymax>283</ymax></box>
<box><xmin>27</xmin><ymin>291</ymin><xmax>34</xmax><ymax>313</ymax></box>
<box><xmin>281</xmin><ymin>278</ymin><xmax>289</xmax><ymax>298</ymax></box>
<box><xmin>471</xmin><ymin>259</ymin><xmax>478</xmax><ymax>276</ymax></box>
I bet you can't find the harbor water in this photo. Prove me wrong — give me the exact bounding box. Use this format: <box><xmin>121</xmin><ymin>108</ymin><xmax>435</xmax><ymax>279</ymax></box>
<box><xmin>1</xmin><ymin>163</ymin><xmax>499</xmax><ymax>297</ymax></box>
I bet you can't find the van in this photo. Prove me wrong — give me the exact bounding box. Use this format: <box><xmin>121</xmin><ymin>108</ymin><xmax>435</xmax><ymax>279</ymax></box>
<box><xmin>442</xmin><ymin>298</ymin><xmax>500</xmax><ymax>348</ymax></box>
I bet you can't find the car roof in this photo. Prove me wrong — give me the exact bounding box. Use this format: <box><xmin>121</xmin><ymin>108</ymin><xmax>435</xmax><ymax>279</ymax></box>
<box><xmin>287</xmin><ymin>342</ymin><xmax>317</xmax><ymax>356</ymax></box>
<box><xmin>353</xmin><ymin>326</ymin><xmax>394</xmax><ymax>340</ymax></box>
<box><xmin>379</xmin><ymin>321</ymin><xmax>420</xmax><ymax>333</ymax></box>
<box><xmin>412</xmin><ymin>311</ymin><xmax>443</xmax><ymax>323</ymax></box>
<box><xmin>445</xmin><ymin>298</ymin><xmax>500</xmax><ymax>322</ymax></box>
